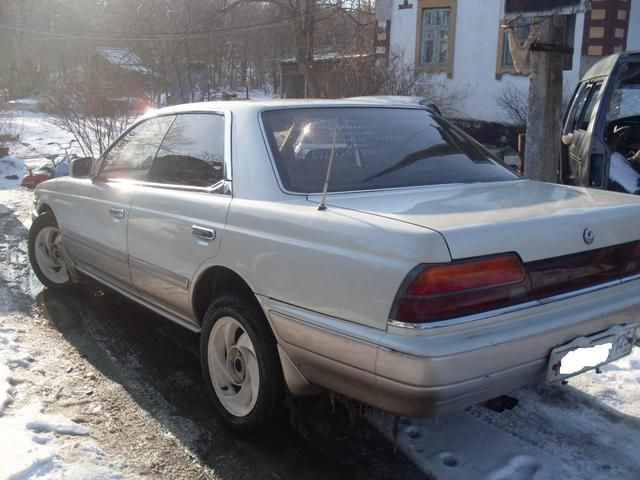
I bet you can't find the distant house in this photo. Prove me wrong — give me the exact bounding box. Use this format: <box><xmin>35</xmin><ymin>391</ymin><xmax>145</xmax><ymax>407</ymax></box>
<box><xmin>375</xmin><ymin>0</ymin><xmax>640</xmax><ymax>123</ymax></box>
<box><xmin>91</xmin><ymin>47</ymin><xmax>161</xmax><ymax>108</ymax></box>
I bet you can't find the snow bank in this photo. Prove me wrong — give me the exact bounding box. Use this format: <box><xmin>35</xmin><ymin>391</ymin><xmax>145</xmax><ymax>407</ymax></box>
<box><xmin>0</xmin><ymin>328</ymin><xmax>122</xmax><ymax>480</ymax></box>
<box><xmin>0</xmin><ymin>154</ymin><xmax>27</xmax><ymax>190</ymax></box>
<box><xmin>6</xmin><ymin>98</ymin><xmax>43</xmax><ymax>106</ymax></box>
<box><xmin>1</xmin><ymin>111</ymin><xmax>82</xmax><ymax>162</ymax></box>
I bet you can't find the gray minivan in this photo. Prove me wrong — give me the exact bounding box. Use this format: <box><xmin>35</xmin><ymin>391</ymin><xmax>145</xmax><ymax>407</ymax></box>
<box><xmin>561</xmin><ymin>50</ymin><xmax>640</xmax><ymax>193</ymax></box>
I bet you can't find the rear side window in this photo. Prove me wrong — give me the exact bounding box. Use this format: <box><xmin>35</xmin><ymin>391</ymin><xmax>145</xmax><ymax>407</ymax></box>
<box><xmin>99</xmin><ymin>116</ymin><xmax>174</xmax><ymax>181</ymax></box>
<box><xmin>149</xmin><ymin>114</ymin><xmax>224</xmax><ymax>187</ymax></box>
<box><xmin>261</xmin><ymin>108</ymin><xmax>516</xmax><ymax>193</ymax></box>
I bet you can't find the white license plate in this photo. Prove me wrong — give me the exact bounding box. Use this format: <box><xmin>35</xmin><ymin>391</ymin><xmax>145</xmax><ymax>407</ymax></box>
<box><xmin>546</xmin><ymin>324</ymin><xmax>637</xmax><ymax>383</ymax></box>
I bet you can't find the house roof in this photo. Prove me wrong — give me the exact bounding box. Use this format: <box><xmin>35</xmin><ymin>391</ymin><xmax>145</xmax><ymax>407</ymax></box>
<box><xmin>280</xmin><ymin>52</ymin><xmax>372</xmax><ymax>65</ymax></box>
<box><xmin>96</xmin><ymin>47</ymin><xmax>155</xmax><ymax>76</ymax></box>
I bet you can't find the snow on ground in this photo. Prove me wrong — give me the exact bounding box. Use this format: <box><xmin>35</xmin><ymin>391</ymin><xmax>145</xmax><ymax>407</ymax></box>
<box><xmin>371</xmin><ymin>347</ymin><xmax>640</xmax><ymax>480</ymax></box>
<box><xmin>0</xmin><ymin>328</ymin><xmax>123</xmax><ymax>480</ymax></box>
<box><xmin>0</xmin><ymin>110</ymin><xmax>124</xmax><ymax>479</ymax></box>
<box><xmin>571</xmin><ymin>347</ymin><xmax>640</xmax><ymax>417</ymax></box>
<box><xmin>0</xmin><ymin>154</ymin><xmax>27</xmax><ymax>190</ymax></box>
<box><xmin>0</xmin><ymin>110</ymin><xmax>81</xmax><ymax>162</ymax></box>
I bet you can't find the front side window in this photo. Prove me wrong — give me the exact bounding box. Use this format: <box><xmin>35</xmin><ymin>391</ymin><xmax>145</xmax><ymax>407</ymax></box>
<box><xmin>262</xmin><ymin>108</ymin><xmax>517</xmax><ymax>193</ymax></box>
<box><xmin>99</xmin><ymin>116</ymin><xmax>174</xmax><ymax>181</ymax></box>
<box><xmin>564</xmin><ymin>82</ymin><xmax>589</xmax><ymax>133</ymax></box>
<box><xmin>148</xmin><ymin>113</ymin><xmax>225</xmax><ymax>187</ymax></box>
<box><xmin>577</xmin><ymin>83</ymin><xmax>602</xmax><ymax>131</ymax></box>
<box><xmin>419</xmin><ymin>6</ymin><xmax>452</xmax><ymax>68</ymax></box>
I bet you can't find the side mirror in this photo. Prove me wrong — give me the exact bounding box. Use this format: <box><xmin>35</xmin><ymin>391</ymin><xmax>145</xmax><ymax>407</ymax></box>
<box><xmin>69</xmin><ymin>157</ymin><xmax>93</xmax><ymax>178</ymax></box>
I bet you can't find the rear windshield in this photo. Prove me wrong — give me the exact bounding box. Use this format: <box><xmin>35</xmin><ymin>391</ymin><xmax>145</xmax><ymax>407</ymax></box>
<box><xmin>261</xmin><ymin>107</ymin><xmax>517</xmax><ymax>193</ymax></box>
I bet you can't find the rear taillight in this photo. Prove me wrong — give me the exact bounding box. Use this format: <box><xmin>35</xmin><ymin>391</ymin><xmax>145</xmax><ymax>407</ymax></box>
<box><xmin>406</xmin><ymin>255</ymin><xmax>525</xmax><ymax>295</ymax></box>
<box><xmin>392</xmin><ymin>241</ymin><xmax>640</xmax><ymax>325</ymax></box>
<box><xmin>623</xmin><ymin>242</ymin><xmax>640</xmax><ymax>276</ymax></box>
<box><xmin>393</xmin><ymin>254</ymin><xmax>528</xmax><ymax>324</ymax></box>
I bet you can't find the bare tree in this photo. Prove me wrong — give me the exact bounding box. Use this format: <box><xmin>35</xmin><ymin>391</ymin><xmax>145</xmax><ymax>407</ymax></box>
<box><xmin>48</xmin><ymin>72</ymin><xmax>136</xmax><ymax>158</ymax></box>
<box><xmin>496</xmin><ymin>81</ymin><xmax>528</xmax><ymax>127</ymax></box>
<box><xmin>415</xmin><ymin>75</ymin><xmax>470</xmax><ymax>119</ymax></box>
<box><xmin>0</xmin><ymin>112</ymin><xmax>23</xmax><ymax>144</ymax></box>
<box><xmin>337</xmin><ymin>52</ymin><xmax>469</xmax><ymax>117</ymax></box>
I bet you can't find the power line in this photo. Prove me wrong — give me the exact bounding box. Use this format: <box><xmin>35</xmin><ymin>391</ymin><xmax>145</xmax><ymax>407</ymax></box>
<box><xmin>0</xmin><ymin>11</ymin><xmax>319</xmax><ymax>42</ymax></box>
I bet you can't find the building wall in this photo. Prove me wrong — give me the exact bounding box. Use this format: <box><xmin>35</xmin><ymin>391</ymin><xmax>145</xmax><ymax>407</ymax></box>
<box><xmin>388</xmin><ymin>0</ymin><xmax>586</xmax><ymax>123</ymax></box>
<box><xmin>582</xmin><ymin>0</ymin><xmax>632</xmax><ymax>56</ymax></box>
<box><xmin>629</xmin><ymin>0</ymin><xmax>640</xmax><ymax>50</ymax></box>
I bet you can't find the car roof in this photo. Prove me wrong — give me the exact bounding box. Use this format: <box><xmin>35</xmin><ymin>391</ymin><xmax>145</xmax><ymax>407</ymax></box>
<box><xmin>141</xmin><ymin>98</ymin><xmax>428</xmax><ymax>120</ymax></box>
<box><xmin>581</xmin><ymin>50</ymin><xmax>640</xmax><ymax>81</ymax></box>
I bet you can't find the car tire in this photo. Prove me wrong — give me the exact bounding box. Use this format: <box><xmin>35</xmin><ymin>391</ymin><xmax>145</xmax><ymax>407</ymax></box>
<box><xmin>200</xmin><ymin>294</ymin><xmax>284</xmax><ymax>432</ymax></box>
<box><xmin>28</xmin><ymin>213</ymin><xmax>74</xmax><ymax>290</ymax></box>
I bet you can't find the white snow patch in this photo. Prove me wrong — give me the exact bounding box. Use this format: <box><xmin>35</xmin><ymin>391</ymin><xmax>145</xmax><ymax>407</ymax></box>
<box><xmin>0</xmin><ymin>359</ymin><xmax>11</xmax><ymax>414</ymax></box>
<box><xmin>0</xmin><ymin>327</ymin><xmax>122</xmax><ymax>479</ymax></box>
<box><xmin>0</xmin><ymin>154</ymin><xmax>27</xmax><ymax>190</ymax></box>
<box><xmin>0</xmin><ymin>328</ymin><xmax>26</xmax><ymax>414</ymax></box>
<box><xmin>23</xmin><ymin>403</ymin><xmax>90</xmax><ymax>436</ymax></box>
<box><xmin>0</xmin><ymin>327</ymin><xmax>34</xmax><ymax>368</ymax></box>
<box><xmin>7</xmin><ymin>97</ymin><xmax>43</xmax><ymax>106</ymax></box>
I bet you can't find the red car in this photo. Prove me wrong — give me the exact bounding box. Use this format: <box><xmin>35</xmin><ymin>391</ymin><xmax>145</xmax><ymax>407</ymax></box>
<box><xmin>21</xmin><ymin>165</ymin><xmax>53</xmax><ymax>189</ymax></box>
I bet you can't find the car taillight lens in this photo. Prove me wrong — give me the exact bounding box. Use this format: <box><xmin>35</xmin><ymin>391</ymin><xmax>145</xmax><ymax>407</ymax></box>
<box><xmin>393</xmin><ymin>253</ymin><xmax>529</xmax><ymax>324</ymax></box>
<box><xmin>623</xmin><ymin>242</ymin><xmax>640</xmax><ymax>276</ymax></box>
<box><xmin>406</xmin><ymin>254</ymin><xmax>525</xmax><ymax>295</ymax></box>
<box><xmin>393</xmin><ymin>243</ymin><xmax>640</xmax><ymax>325</ymax></box>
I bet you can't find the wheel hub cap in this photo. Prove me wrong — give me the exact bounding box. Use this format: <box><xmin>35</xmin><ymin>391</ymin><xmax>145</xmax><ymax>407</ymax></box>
<box><xmin>207</xmin><ymin>316</ymin><xmax>260</xmax><ymax>417</ymax></box>
<box><xmin>34</xmin><ymin>226</ymin><xmax>70</xmax><ymax>284</ymax></box>
<box><xmin>227</xmin><ymin>346</ymin><xmax>246</xmax><ymax>384</ymax></box>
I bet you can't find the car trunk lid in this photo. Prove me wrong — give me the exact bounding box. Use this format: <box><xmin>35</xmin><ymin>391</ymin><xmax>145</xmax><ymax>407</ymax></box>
<box><xmin>307</xmin><ymin>180</ymin><xmax>640</xmax><ymax>262</ymax></box>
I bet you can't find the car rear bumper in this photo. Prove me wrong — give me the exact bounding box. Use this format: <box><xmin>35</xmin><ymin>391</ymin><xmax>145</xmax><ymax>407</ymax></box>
<box><xmin>261</xmin><ymin>277</ymin><xmax>640</xmax><ymax>417</ymax></box>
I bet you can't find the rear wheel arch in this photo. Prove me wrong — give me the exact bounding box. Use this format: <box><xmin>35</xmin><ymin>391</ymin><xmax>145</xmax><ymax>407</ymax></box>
<box><xmin>192</xmin><ymin>266</ymin><xmax>262</xmax><ymax>325</ymax></box>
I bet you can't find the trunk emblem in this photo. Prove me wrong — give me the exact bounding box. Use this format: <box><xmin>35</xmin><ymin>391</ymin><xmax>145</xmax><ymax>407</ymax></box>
<box><xmin>583</xmin><ymin>228</ymin><xmax>595</xmax><ymax>245</ymax></box>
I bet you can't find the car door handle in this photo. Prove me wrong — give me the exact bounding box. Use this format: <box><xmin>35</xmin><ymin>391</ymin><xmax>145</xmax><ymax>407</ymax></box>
<box><xmin>192</xmin><ymin>225</ymin><xmax>216</xmax><ymax>241</ymax></box>
<box><xmin>109</xmin><ymin>207</ymin><xmax>125</xmax><ymax>219</ymax></box>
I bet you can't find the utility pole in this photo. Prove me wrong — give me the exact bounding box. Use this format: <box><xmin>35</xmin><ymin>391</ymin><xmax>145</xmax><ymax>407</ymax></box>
<box><xmin>524</xmin><ymin>16</ymin><xmax>566</xmax><ymax>182</ymax></box>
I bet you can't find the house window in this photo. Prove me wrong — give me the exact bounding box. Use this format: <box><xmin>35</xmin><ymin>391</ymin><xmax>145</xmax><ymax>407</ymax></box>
<box><xmin>416</xmin><ymin>0</ymin><xmax>457</xmax><ymax>74</ymax></box>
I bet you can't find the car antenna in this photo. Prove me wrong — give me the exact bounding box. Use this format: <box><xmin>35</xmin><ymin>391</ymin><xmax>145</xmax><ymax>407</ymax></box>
<box><xmin>318</xmin><ymin>127</ymin><xmax>338</xmax><ymax>211</ymax></box>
